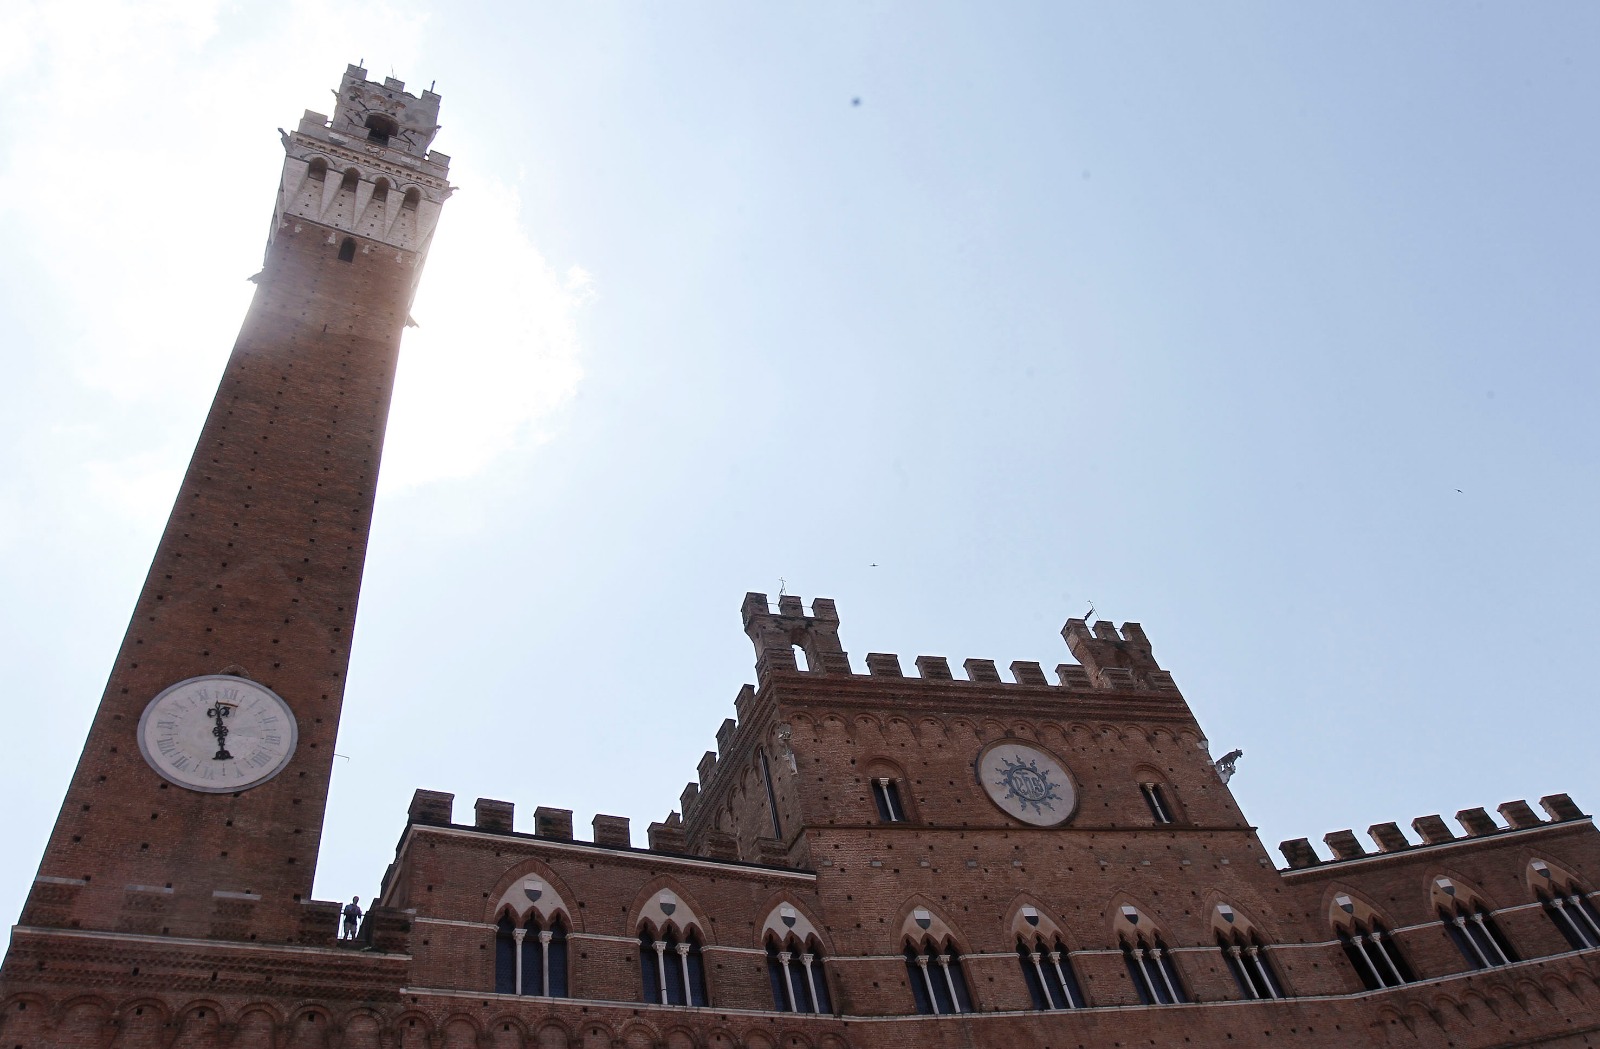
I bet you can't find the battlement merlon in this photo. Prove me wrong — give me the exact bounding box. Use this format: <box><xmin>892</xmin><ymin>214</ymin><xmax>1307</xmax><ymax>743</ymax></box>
<box><xmin>290</xmin><ymin>66</ymin><xmax>451</xmax><ymax>191</ymax></box>
<box><xmin>742</xmin><ymin>592</ymin><xmax>851</xmax><ymax>677</ymax></box>
<box><xmin>1062</xmin><ymin>618</ymin><xmax>1174</xmax><ymax>690</ymax></box>
<box><xmin>274</xmin><ymin>66</ymin><xmax>453</xmax><ymax>265</ymax></box>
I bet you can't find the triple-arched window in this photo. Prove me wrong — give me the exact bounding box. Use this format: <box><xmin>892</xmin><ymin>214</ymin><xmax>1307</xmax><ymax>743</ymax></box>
<box><xmin>639</xmin><ymin>927</ymin><xmax>708</xmax><ymax>1007</ymax></box>
<box><xmin>493</xmin><ymin>911</ymin><xmax>569</xmax><ymax>997</ymax></box>
<box><xmin>1532</xmin><ymin>860</ymin><xmax>1600</xmax><ymax>950</ymax></box>
<box><xmin>1016</xmin><ymin>935</ymin><xmax>1082</xmax><ymax>1009</ymax></box>
<box><xmin>765</xmin><ymin>934</ymin><xmax>831</xmax><ymax>1013</ymax></box>
<box><xmin>1121</xmin><ymin>933</ymin><xmax>1187</xmax><ymax>1004</ymax></box>
<box><xmin>1218</xmin><ymin>929</ymin><xmax>1283</xmax><ymax>1000</ymax></box>
<box><xmin>1338</xmin><ymin>917</ymin><xmax>1413</xmax><ymax>989</ymax></box>
<box><xmin>904</xmin><ymin>940</ymin><xmax>972</xmax><ymax>1014</ymax></box>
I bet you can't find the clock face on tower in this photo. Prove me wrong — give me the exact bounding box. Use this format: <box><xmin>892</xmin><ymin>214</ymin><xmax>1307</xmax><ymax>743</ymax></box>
<box><xmin>136</xmin><ymin>675</ymin><xmax>299</xmax><ymax>793</ymax></box>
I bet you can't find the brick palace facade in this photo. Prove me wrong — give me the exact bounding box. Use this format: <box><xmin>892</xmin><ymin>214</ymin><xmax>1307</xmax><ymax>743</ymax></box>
<box><xmin>3</xmin><ymin>66</ymin><xmax>1599</xmax><ymax>1049</ymax></box>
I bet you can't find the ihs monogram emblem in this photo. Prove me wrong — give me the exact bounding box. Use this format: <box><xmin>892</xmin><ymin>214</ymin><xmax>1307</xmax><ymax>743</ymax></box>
<box><xmin>993</xmin><ymin>756</ymin><xmax>1062</xmax><ymax>815</ymax></box>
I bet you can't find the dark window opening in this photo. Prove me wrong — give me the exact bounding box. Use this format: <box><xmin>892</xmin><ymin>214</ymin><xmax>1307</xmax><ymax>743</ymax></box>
<box><xmin>903</xmin><ymin>943</ymin><xmax>971</xmax><ymax>1015</ymax></box>
<box><xmin>1542</xmin><ymin>889</ymin><xmax>1600</xmax><ymax>950</ymax></box>
<box><xmin>1219</xmin><ymin>931</ymin><xmax>1285</xmax><ymax>999</ymax></box>
<box><xmin>1017</xmin><ymin>938</ymin><xmax>1082</xmax><ymax>1009</ymax></box>
<box><xmin>337</xmin><ymin>238</ymin><xmax>356</xmax><ymax>263</ymax></box>
<box><xmin>339</xmin><ymin>168</ymin><xmax>360</xmax><ymax>192</ymax></box>
<box><xmin>365</xmin><ymin>113</ymin><xmax>399</xmax><ymax>146</ymax></box>
<box><xmin>872</xmin><ymin>778</ymin><xmax>905</xmax><ymax>823</ymax></box>
<box><xmin>766</xmin><ymin>938</ymin><xmax>830</xmax><ymax>1013</ymax></box>
<box><xmin>1441</xmin><ymin>903</ymin><xmax>1515</xmax><ymax>970</ymax></box>
<box><xmin>493</xmin><ymin>912</ymin><xmax>570</xmax><ymax>997</ymax></box>
<box><xmin>1140</xmin><ymin>782</ymin><xmax>1174</xmax><ymax>824</ymax></box>
<box><xmin>759</xmin><ymin>749</ymin><xmax>782</xmax><ymax>839</ymax></box>
<box><xmin>640</xmin><ymin>928</ymin><xmax>707</xmax><ymax>1006</ymax></box>
<box><xmin>306</xmin><ymin>158</ymin><xmax>327</xmax><ymax>182</ymax></box>
<box><xmin>401</xmin><ymin>188</ymin><xmax>421</xmax><ymax>211</ymax></box>
<box><xmin>1338</xmin><ymin>919</ymin><xmax>1414</xmax><ymax>990</ymax></box>
<box><xmin>1121</xmin><ymin>936</ymin><xmax>1187</xmax><ymax>1005</ymax></box>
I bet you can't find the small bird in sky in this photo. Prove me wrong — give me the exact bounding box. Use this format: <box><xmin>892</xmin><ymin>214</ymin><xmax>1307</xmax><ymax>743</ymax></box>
<box><xmin>852</xmin><ymin>97</ymin><xmax>861</xmax><ymax>107</ymax></box>
<box><xmin>1456</xmin><ymin>489</ymin><xmax>1463</xmax><ymax>493</ymax></box>
<box><xmin>870</xmin><ymin>562</ymin><xmax>878</xmax><ymax>567</ymax></box>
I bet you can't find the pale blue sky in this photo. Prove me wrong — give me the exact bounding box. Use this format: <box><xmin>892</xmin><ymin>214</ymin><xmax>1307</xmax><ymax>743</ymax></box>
<box><xmin>0</xmin><ymin>2</ymin><xmax>1595</xmax><ymax>922</ymax></box>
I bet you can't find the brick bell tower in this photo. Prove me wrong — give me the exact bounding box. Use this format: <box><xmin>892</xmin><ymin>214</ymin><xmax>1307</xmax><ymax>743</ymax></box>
<box><xmin>16</xmin><ymin>65</ymin><xmax>451</xmax><ymax>944</ymax></box>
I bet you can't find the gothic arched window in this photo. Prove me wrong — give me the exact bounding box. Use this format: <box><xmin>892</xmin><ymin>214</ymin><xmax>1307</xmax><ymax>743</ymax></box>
<box><xmin>765</xmin><ymin>935</ymin><xmax>831</xmax><ymax>1013</ymax></box>
<box><xmin>1338</xmin><ymin>918</ymin><xmax>1413</xmax><ymax>989</ymax></box>
<box><xmin>1139</xmin><ymin>781</ymin><xmax>1176</xmax><ymax>824</ymax></box>
<box><xmin>903</xmin><ymin>941</ymin><xmax>972</xmax><ymax>1015</ymax></box>
<box><xmin>1218</xmin><ymin>929</ymin><xmax>1284</xmax><ymax>999</ymax></box>
<box><xmin>872</xmin><ymin>777</ymin><xmax>906</xmax><ymax>823</ymax></box>
<box><xmin>1121</xmin><ymin>934</ymin><xmax>1187</xmax><ymax>1004</ymax></box>
<box><xmin>1532</xmin><ymin>861</ymin><xmax>1600</xmax><ymax>950</ymax></box>
<box><xmin>1016</xmin><ymin>936</ymin><xmax>1082</xmax><ymax>1009</ymax></box>
<box><xmin>1440</xmin><ymin>900</ymin><xmax>1514</xmax><ymax>970</ymax></box>
<box><xmin>493</xmin><ymin>911</ymin><xmax>570</xmax><ymax>997</ymax></box>
<box><xmin>639</xmin><ymin>927</ymin><xmax>707</xmax><ymax>1007</ymax></box>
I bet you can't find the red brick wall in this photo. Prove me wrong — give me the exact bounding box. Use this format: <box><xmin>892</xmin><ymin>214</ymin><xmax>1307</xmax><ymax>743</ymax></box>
<box><xmin>21</xmin><ymin>224</ymin><xmax>418</xmax><ymax>942</ymax></box>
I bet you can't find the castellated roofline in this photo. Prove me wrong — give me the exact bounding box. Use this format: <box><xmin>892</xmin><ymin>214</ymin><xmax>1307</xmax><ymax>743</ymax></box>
<box><xmin>740</xmin><ymin>592</ymin><xmax>1178</xmax><ymax>691</ymax></box>
<box><xmin>1279</xmin><ymin>792</ymin><xmax>1591</xmax><ymax>870</ymax></box>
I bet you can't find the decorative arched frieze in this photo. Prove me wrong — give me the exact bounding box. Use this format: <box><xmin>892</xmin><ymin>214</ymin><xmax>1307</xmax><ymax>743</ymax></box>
<box><xmin>630</xmin><ymin>877</ymin><xmax>712</xmax><ymax>941</ymax></box>
<box><xmin>486</xmin><ymin>857</ymin><xmax>581</xmax><ymax>931</ymax></box>
<box><xmin>758</xmin><ymin>894</ymin><xmax>829</xmax><ymax>952</ymax></box>
<box><xmin>895</xmin><ymin>898</ymin><xmax>968</xmax><ymax>953</ymax></box>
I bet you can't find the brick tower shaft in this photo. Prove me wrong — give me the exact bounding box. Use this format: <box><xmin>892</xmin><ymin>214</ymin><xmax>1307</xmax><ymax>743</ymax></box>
<box><xmin>19</xmin><ymin>65</ymin><xmax>451</xmax><ymax>942</ymax></box>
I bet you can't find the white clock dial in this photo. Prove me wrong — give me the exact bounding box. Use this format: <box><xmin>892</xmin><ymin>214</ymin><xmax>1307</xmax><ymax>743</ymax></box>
<box><xmin>137</xmin><ymin>675</ymin><xmax>298</xmax><ymax>793</ymax></box>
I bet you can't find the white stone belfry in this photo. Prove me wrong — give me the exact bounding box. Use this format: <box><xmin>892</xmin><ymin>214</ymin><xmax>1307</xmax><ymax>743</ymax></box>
<box><xmin>273</xmin><ymin>64</ymin><xmax>453</xmax><ymax>258</ymax></box>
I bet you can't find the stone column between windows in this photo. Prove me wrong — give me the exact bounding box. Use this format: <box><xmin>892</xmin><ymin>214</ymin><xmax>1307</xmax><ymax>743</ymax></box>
<box><xmin>1048</xmin><ymin>951</ymin><xmax>1076</xmax><ymax>1008</ymax></box>
<box><xmin>539</xmin><ymin>930</ymin><xmax>553</xmax><ymax>995</ymax></box>
<box><xmin>1247</xmin><ymin>946</ymin><xmax>1277</xmax><ymax>998</ymax></box>
<box><xmin>936</xmin><ymin>954</ymin><xmax>961</xmax><ymax>1013</ymax></box>
<box><xmin>676</xmin><ymin>942</ymin><xmax>693</xmax><ymax>1005</ymax></box>
<box><xmin>1027</xmin><ymin>950</ymin><xmax>1050</xmax><ymax>1007</ymax></box>
<box><xmin>512</xmin><ymin>928</ymin><xmax>526</xmax><ymax>996</ymax></box>
<box><xmin>914</xmin><ymin>955</ymin><xmax>939</xmax><ymax>1014</ymax></box>
<box><xmin>777</xmin><ymin>952</ymin><xmax>797</xmax><ymax>1011</ymax></box>
<box><xmin>1227</xmin><ymin>946</ymin><xmax>1258</xmax><ymax>999</ymax></box>
<box><xmin>653</xmin><ymin>940</ymin><xmax>669</xmax><ymax>1003</ymax></box>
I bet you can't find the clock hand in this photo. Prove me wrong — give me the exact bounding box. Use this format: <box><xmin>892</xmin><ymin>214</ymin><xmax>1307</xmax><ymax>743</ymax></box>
<box><xmin>207</xmin><ymin>703</ymin><xmax>235</xmax><ymax>761</ymax></box>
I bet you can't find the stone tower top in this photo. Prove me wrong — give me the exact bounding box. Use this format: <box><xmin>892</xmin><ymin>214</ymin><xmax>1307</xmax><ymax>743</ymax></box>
<box><xmin>276</xmin><ymin>64</ymin><xmax>452</xmax><ymax>256</ymax></box>
<box><xmin>315</xmin><ymin>64</ymin><xmax>446</xmax><ymax>167</ymax></box>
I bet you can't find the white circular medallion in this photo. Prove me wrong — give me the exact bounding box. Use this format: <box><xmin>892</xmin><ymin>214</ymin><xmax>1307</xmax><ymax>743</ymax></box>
<box><xmin>137</xmin><ymin>675</ymin><xmax>298</xmax><ymax>793</ymax></box>
<box><xmin>975</xmin><ymin>740</ymin><xmax>1078</xmax><ymax>826</ymax></box>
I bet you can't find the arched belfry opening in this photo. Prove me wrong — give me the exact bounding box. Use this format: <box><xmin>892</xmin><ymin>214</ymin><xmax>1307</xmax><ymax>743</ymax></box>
<box><xmin>365</xmin><ymin>113</ymin><xmax>399</xmax><ymax>146</ymax></box>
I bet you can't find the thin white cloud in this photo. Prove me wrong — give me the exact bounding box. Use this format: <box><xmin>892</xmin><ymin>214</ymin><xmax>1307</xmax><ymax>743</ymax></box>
<box><xmin>384</xmin><ymin>171</ymin><xmax>592</xmax><ymax>492</ymax></box>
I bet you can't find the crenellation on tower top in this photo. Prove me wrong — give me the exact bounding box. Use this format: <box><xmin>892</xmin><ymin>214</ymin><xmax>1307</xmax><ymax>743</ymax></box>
<box><xmin>276</xmin><ymin>64</ymin><xmax>452</xmax><ymax>259</ymax></box>
<box><xmin>1062</xmin><ymin>618</ymin><xmax>1172</xmax><ymax>691</ymax></box>
<box><xmin>742</xmin><ymin>591</ymin><xmax>851</xmax><ymax>676</ymax></box>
